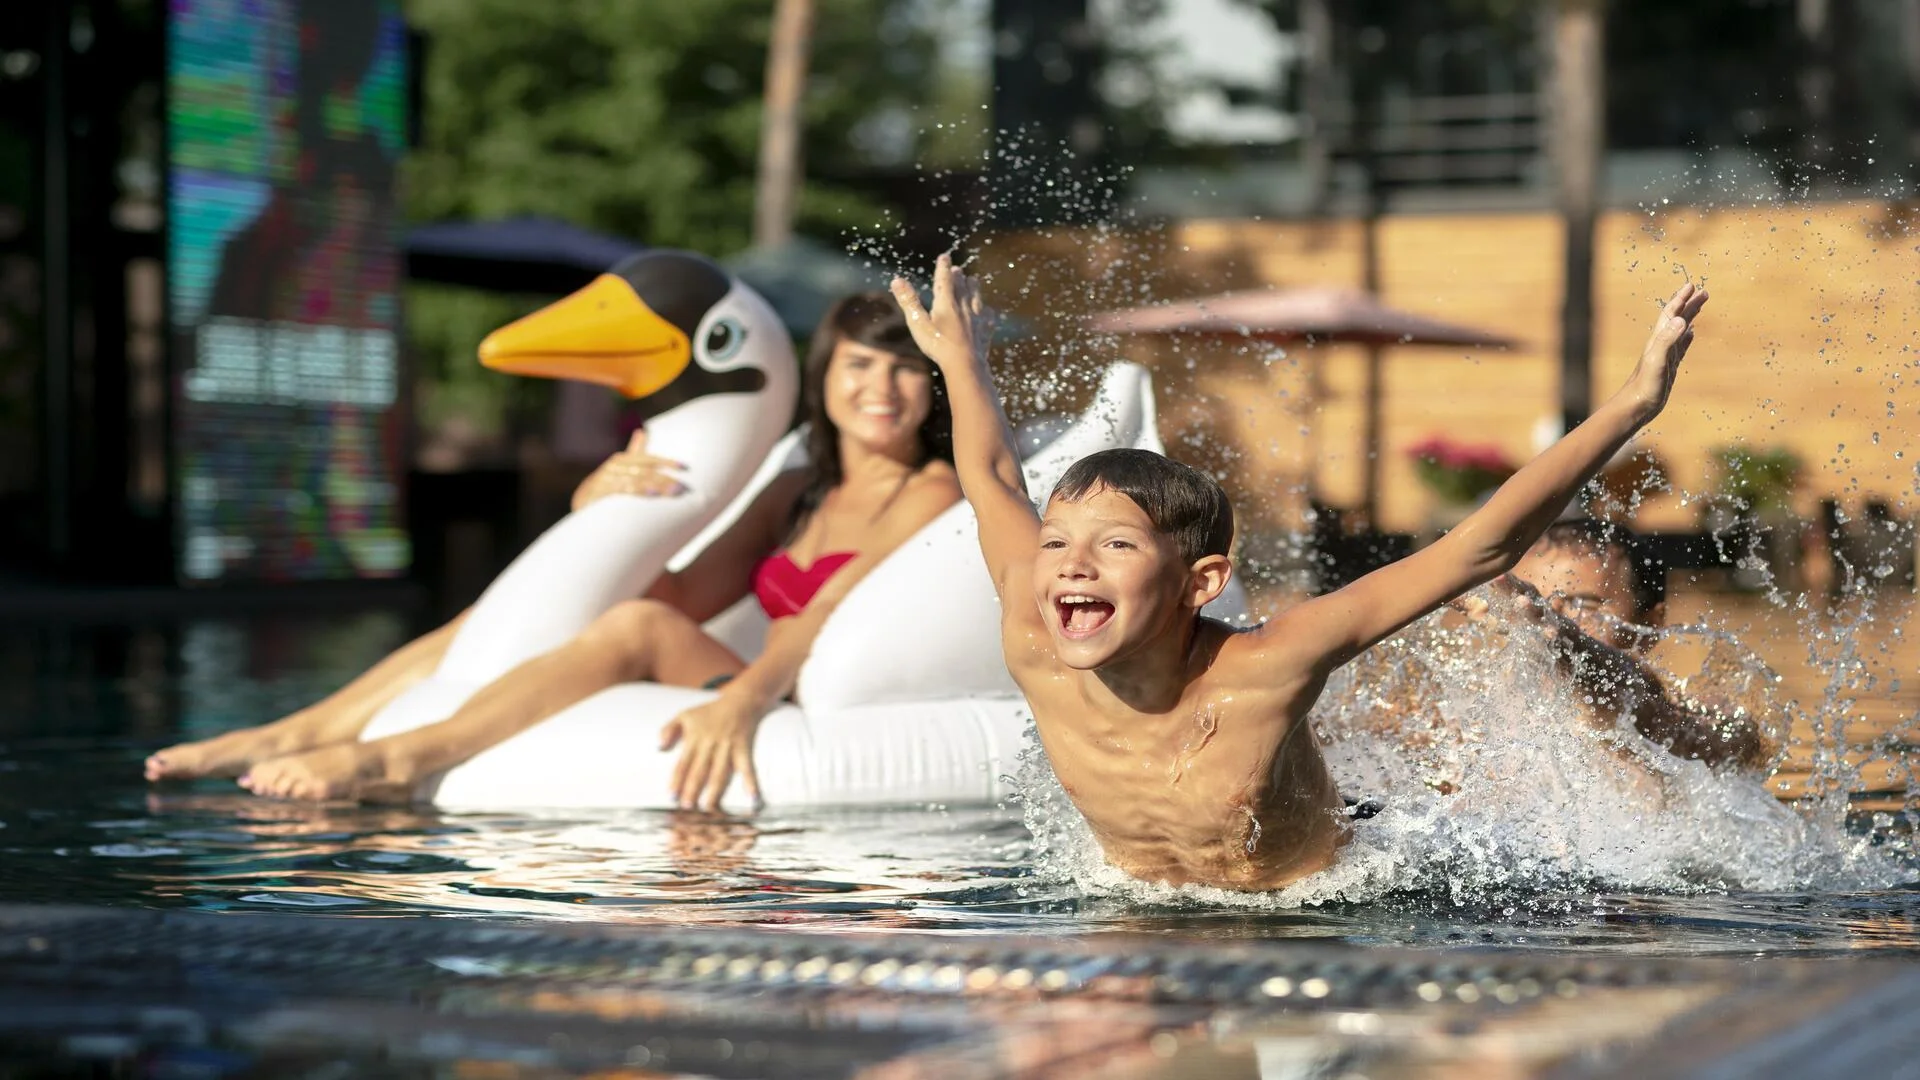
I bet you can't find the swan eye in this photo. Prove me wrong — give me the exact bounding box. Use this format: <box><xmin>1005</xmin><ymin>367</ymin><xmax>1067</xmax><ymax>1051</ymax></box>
<box><xmin>703</xmin><ymin>317</ymin><xmax>747</xmax><ymax>362</ymax></box>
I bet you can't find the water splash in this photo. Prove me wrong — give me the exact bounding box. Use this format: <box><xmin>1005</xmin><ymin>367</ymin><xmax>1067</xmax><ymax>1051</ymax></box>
<box><xmin>1013</xmin><ymin>591</ymin><xmax>1915</xmax><ymax>910</ymax></box>
<box><xmin>853</xmin><ymin>138</ymin><xmax>1920</xmax><ymax>906</ymax></box>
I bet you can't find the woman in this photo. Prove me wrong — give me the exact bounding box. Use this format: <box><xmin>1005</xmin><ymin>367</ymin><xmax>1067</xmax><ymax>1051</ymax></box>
<box><xmin>146</xmin><ymin>293</ymin><xmax>960</xmax><ymax>810</ymax></box>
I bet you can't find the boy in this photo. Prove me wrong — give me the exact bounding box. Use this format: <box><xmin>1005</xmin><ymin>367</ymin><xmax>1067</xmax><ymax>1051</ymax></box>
<box><xmin>1496</xmin><ymin>519</ymin><xmax>1772</xmax><ymax>771</ymax></box>
<box><xmin>891</xmin><ymin>254</ymin><xmax>1709</xmax><ymax>891</ymax></box>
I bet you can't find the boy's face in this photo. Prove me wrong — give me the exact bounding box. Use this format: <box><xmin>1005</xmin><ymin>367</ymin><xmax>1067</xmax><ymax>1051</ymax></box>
<box><xmin>1510</xmin><ymin>540</ymin><xmax>1656</xmax><ymax>650</ymax></box>
<box><xmin>1035</xmin><ymin>487</ymin><xmax>1210</xmax><ymax>670</ymax></box>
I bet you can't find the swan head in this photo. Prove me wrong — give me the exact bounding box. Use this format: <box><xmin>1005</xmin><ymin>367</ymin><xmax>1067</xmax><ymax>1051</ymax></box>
<box><xmin>478</xmin><ymin>250</ymin><xmax>796</xmax><ymax>421</ymax></box>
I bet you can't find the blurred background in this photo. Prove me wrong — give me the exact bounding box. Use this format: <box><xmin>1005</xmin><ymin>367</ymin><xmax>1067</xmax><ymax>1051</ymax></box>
<box><xmin>0</xmin><ymin>0</ymin><xmax>1915</xmax><ymax>620</ymax></box>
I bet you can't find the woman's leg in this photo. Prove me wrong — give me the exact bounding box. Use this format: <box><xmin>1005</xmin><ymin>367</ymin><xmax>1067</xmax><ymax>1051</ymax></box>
<box><xmin>145</xmin><ymin>611</ymin><xmax>468</xmax><ymax>781</ymax></box>
<box><xmin>240</xmin><ymin>599</ymin><xmax>742</xmax><ymax>802</ymax></box>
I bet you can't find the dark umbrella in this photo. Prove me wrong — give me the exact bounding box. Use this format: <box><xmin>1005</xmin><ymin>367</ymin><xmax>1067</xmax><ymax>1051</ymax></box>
<box><xmin>405</xmin><ymin>217</ymin><xmax>644</xmax><ymax>295</ymax></box>
<box><xmin>1090</xmin><ymin>286</ymin><xmax>1521</xmax><ymax>521</ymax></box>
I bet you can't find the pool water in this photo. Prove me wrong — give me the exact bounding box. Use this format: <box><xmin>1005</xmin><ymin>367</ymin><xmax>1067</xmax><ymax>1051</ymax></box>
<box><xmin>3</xmin><ymin>601</ymin><xmax>1918</xmax><ymax>959</ymax></box>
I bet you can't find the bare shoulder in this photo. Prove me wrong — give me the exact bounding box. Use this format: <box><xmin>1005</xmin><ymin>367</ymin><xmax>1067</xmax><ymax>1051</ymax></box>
<box><xmin>879</xmin><ymin>460</ymin><xmax>962</xmax><ymax>531</ymax></box>
<box><xmin>905</xmin><ymin>458</ymin><xmax>962</xmax><ymax>504</ymax></box>
<box><xmin>999</xmin><ymin>595</ymin><xmax>1058</xmax><ymax>682</ymax></box>
<box><xmin>1208</xmin><ymin>615</ymin><xmax>1318</xmax><ymax>697</ymax></box>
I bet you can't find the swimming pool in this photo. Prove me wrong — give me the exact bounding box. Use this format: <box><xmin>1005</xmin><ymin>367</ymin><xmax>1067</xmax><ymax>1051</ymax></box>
<box><xmin>2</xmin><ymin>601</ymin><xmax>1917</xmax><ymax>1076</ymax></box>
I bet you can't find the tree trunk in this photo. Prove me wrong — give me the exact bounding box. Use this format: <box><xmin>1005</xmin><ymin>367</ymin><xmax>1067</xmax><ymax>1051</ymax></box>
<box><xmin>1551</xmin><ymin>0</ymin><xmax>1604</xmax><ymax>433</ymax></box>
<box><xmin>1298</xmin><ymin>0</ymin><xmax>1336</xmax><ymax>215</ymax></box>
<box><xmin>754</xmin><ymin>0</ymin><xmax>815</xmax><ymax>249</ymax></box>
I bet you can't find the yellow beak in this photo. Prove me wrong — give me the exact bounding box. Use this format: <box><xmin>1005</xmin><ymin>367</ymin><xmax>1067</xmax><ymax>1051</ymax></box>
<box><xmin>477</xmin><ymin>273</ymin><xmax>691</xmax><ymax>399</ymax></box>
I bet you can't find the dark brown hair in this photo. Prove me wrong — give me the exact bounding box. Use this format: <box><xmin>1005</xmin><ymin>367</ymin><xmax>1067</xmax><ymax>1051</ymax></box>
<box><xmin>791</xmin><ymin>292</ymin><xmax>953</xmax><ymax>524</ymax></box>
<box><xmin>1538</xmin><ymin>518</ymin><xmax>1664</xmax><ymax>618</ymax></box>
<box><xmin>1049</xmin><ymin>448</ymin><xmax>1234</xmax><ymax>563</ymax></box>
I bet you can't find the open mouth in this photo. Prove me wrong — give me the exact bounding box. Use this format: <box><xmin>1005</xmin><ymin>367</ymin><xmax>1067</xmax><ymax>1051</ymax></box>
<box><xmin>1055</xmin><ymin>594</ymin><xmax>1115</xmax><ymax>638</ymax></box>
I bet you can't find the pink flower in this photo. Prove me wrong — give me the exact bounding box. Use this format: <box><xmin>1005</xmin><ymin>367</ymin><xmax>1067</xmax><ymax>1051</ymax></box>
<box><xmin>1405</xmin><ymin>433</ymin><xmax>1517</xmax><ymax>504</ymax></box>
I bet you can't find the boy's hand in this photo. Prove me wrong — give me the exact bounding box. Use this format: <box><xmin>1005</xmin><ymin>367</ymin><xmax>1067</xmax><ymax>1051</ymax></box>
<box><xmin>1618</xmin><ymin>283</ymin><xmax>1708</xmax><ymax>424</ymax></box>
<box><xmin>890</xmin><ymin>252</ymin><xmax>991</xmax><ymax>372</ymax></box>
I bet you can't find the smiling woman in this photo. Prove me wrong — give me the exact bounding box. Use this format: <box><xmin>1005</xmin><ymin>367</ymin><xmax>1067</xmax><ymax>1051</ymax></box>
<box><xmin>146</xmin><ymin>279</ymin><xmax>961</xmax><ymax>813</ymax></box>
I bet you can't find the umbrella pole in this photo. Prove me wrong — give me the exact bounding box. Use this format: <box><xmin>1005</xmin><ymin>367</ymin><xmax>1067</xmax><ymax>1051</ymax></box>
<box><xmin>1552</xmin><ymin>0</ymin><xmax>1604</xmax><ymax>432</ymax></box>
<box><xmin>1355</xmin><ymin>17</ymin><xmax>1387</xmax><ymax>529</ymax></box>
<box><xmin>1362</xmin><ymin>343</ymin><xmax>1383</xmax><ymax>528</ymax></box>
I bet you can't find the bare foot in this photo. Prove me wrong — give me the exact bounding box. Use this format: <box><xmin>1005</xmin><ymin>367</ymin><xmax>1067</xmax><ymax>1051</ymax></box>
<box><xmin>239</xmin><ymin>742</ymin><xmax>420</xmax><ymax>804</ymax></box>
<box><xmin>146</xmin><ymin>721</ymin><xmax>332</xmax><ymax>782</ymax></box>
<box><xmin>145</xmin><ymin>699</ymin><xmax>382</xmax><ymax>782</ymax></box>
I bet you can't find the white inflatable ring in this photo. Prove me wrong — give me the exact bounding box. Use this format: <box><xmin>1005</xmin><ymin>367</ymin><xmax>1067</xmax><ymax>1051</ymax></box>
<box><xmin>360</xmin><ymin>253</ymin><xmax>1240</xmax><ymax>810</ymax></box>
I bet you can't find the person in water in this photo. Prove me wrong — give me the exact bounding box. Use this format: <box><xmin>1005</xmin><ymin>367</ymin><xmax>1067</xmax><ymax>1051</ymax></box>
<box><xmin>1496</xmin><ymin>518</ymin><xmax>1772</xmax><ymax>770</ymax></box>
<box><xmin>890</xmin><ymin>252</ymin><xmax>1710</xmax><ymax>891</ymax></box>
<box><xmin>146</xmin><ymin>293</ymin><xmax>961</xmax><ymax>809</ymax></box>
<box><xmin>1344</xmin><ymin>518</ymin><xmax>1775</xmax><ymax>794</ymax></box>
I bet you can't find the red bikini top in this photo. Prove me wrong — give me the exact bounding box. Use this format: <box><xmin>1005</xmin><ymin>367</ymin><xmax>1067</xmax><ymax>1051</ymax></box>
<box><xmin>752</xmin><ymin>550</ymin><xmax>857</xmax><ymax>620</ymax></box>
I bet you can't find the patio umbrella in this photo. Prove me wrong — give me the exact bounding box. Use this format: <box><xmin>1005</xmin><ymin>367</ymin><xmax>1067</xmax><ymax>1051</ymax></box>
<box><xmin>1089</xmin><ymin>286</ymin><xmax>1521</xmax><ymax>521</ymax></box>
<box><xmin>1089</xmin><ymin>286</ymin><xmax>1518</xmax><ymax>348</ymax></box>
<box><xmin>405</xmin><ymin>217</ymin><xmax>644</xmax><ymax>295</ymax></box>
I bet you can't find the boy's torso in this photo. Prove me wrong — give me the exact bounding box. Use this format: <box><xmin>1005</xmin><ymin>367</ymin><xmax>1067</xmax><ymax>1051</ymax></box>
<box><xmin>1006</xmin><ymin>618</ymin><xmax>1349</xmax><ymax>891</ymax></box>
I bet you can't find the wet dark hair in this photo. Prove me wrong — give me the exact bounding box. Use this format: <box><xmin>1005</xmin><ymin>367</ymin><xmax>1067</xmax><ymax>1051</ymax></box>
<box><xmin>1049</xmin><ymin>448</ymin><xmax>1234</xmax><ymax>563</ymax></box>
<box><xmin>1537</xmin><ymin>518</ymin><xmax>1665</xmax><ymax>619</ymax></box>
<box><xmin>791</xmin><ymin>292</ymin><xmax>953</xmax><ymax>524</ymax></box>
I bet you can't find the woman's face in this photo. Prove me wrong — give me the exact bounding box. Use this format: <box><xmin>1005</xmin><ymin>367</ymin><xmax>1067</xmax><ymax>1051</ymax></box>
<box><xmin>821</xmin><ymin>338</ymin><xmax>934</xmax><ymax>457</ymax></box>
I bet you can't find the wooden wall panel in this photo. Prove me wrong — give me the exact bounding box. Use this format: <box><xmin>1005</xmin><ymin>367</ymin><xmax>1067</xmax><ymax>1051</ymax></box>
<box><xmin>980</xmin><ymin>201</ymin><xmax>1920</xmax><ymax>538</ymax></box>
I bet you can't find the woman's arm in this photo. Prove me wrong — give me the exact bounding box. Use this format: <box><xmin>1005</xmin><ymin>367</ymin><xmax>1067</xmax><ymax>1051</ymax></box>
<box><xmin>1271</xmin><ymin>283</ymin><xmax>1709</xmax><ymax>673</ymax></box>
<box><xmin>732</xmin><ymin>470</ymin><xmax>958</xmax><ymax>709</ymax></box>
<box><xmin>661</xmin><ymin>468</ymin><xmax>963</xmax><ymax>810</ymax></box>
<box><xmin>647</xmin><ymin>470</ymin><xmax>810</xmax><ymax>623</ymax></box>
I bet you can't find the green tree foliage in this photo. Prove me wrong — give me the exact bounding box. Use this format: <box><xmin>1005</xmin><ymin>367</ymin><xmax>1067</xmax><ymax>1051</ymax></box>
<box><xmin>401</xmin><ymin>0</ymin><xmax>943</xmax><ymax>448</ymax></box>
<box><xmin>406</xmin><ymin>0</ymin><xmax>940</xmax><ymax>250</ymax></box>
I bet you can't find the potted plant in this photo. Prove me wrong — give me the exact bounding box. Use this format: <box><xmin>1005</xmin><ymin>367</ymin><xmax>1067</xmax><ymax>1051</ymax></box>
<box><xmin>1704</xmin><ymin>445</ymin><xmax>1804</xmax><ymax>591</ymax></box>
<box><xmin>1407</xmin><ymin>435</ymin><xmax>1516</xmax><ymax>533</ymax></box>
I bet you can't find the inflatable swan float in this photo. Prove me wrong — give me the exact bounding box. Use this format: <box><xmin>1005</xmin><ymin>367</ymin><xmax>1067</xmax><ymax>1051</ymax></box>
<box><xmin>362</xmin><ymin>250</ymin><xmax>1237</xmax><ymax>811</ymax></box>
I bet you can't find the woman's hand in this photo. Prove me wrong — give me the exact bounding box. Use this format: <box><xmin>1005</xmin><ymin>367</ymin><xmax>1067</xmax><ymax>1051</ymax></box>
<box><xmin>572</xmin><ymin>430</ymin><xmax>687</xmax><ymax>512</ymax></box>
<box><xmin>659</xmin><ymin>690</ymin><xmax>766</xmax><ymax>812</ymax></box>
<box><xmin>890</xmin><ymin>252</ymin><xmax>992</xmax><ymax>373</ymax></box>
<box><xmin>1616</xmin><ymin>282</ymin><xmax>1709</xmax><ymax>425</ymax></box>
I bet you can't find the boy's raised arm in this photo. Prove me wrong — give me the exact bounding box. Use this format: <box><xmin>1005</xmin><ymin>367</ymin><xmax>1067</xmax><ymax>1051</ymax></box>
<box><xmin>891</xmin><ymin>255</ymin><xmax>1040</xmax><ymax>598</ymax></box>
<box><xmin>1276</xmin><ymin>283</ymin><xmax>1710</xmax><ymax>672</ymax></box>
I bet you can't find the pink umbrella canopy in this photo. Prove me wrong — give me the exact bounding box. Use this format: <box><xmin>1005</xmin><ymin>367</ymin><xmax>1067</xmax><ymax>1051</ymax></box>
<box><xmin>1089</xmin><ymin>286</ymin><xmax>1520</xmax><ymax>349</ymax></box>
